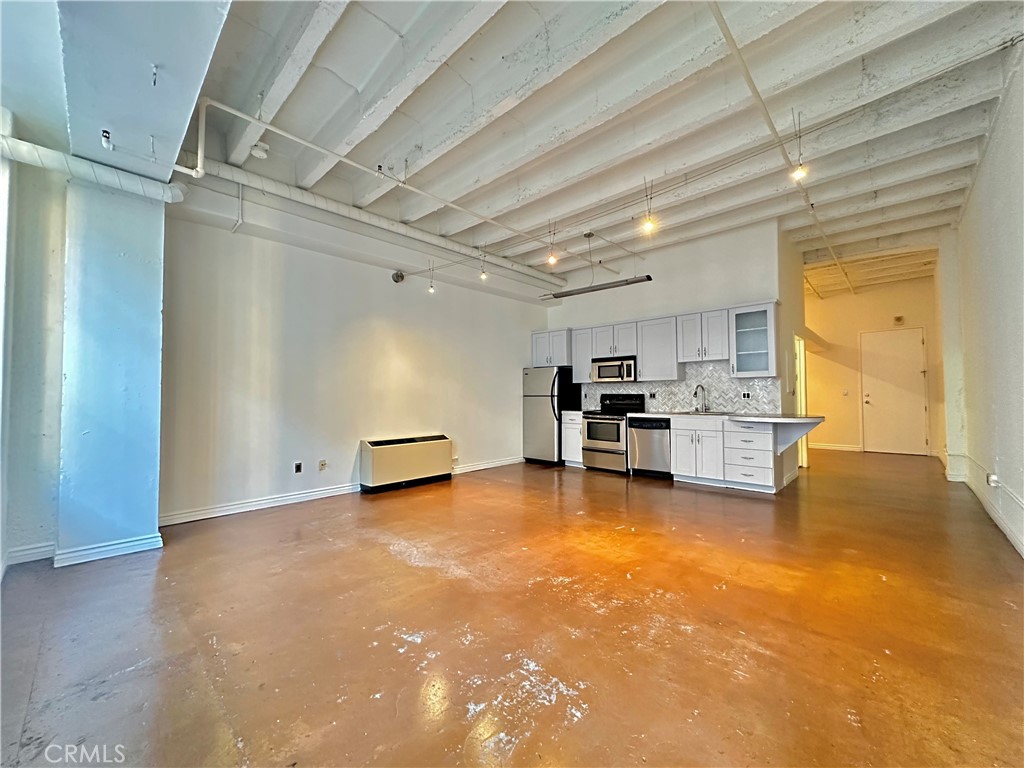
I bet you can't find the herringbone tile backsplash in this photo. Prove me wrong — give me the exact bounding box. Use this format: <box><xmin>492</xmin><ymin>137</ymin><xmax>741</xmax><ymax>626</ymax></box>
<box><xmin>581</xmin><ymin>361</ymin><xmax>780</xmax><ymax>414</ymax></box>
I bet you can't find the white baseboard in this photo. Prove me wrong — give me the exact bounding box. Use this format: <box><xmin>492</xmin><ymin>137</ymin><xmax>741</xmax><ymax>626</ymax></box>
<box><xmin>945</xmin><ymin>453</ymin><xmax>968</xmax><ymax>482</ymax></box>
<box><xmin>6</xmin><ymin>542</ymin><xmax>55</xmax><ymax>566</ymax></box>
<box><xmin>54</xmin><ymin>534</ymin><xmax>163</xmax><ymax>568</ymax></box>
<box><xmin>452</xmin><ymin>457</ymin><xmax>524</xmax><ymax>475</ymax></box>
<box><xmin>784</xmin><ymin>467</ymin><xmax>800</xmax><ymax>485</ymax></box>
<box><xmin>160</xmin><ymin>482</ymin><xmax>360</xmax><ymax>527</ymax></box>
<box><xmin>809</xmin><ymin>443</ymin><xmax>861</xmax><ymax>452</ymax></box>
<box><xmin>564</xmin><ymin>460</ymin><xmax>584</xmax><ymax>468</ymax></box>
<box><xmin>965</xmin><ymin>456</ymin><xmax>1023</xmax><ymax>559</ymax></box>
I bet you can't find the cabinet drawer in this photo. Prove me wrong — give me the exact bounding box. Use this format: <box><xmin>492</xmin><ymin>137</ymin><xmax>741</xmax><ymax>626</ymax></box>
<box><xmin>724</xmin><ymin>464</ymin><xmax>773</xmax><ymax>486</ymax></box>
<box><xmin>562</xmin><ymin>411</ymin><xmax>583</xmax><ymax>425</ymax></box>
<box><xmin>724</xmin><ymin>420</ymin><xmax>773</xmax><ymax>434</ymax></box>
<box><xmin>724</xmin><ymin>431</ymin><xmax>773</xmax><ymax>451</ymax></box>
<box><xmin>724</xmin><ymin>447</ymin><xmax>773</xmax><ymax>468</ymax></box>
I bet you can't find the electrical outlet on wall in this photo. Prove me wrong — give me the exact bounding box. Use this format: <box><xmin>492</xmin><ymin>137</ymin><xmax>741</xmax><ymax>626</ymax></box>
<box><xmin>294</xmin><ymin>462</ymin><xmax>303</xmax><ymax>474</ymax></box>
<box><xmin>742</xmin><ymin>392</ymin><xmax>752</xmax><ymax>400</ymax></box>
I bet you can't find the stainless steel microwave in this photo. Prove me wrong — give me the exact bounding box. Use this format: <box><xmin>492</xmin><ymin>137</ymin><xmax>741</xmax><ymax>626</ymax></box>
<box><xmin>591</xmin><ymin>356</ymin><xmax>636</xmax><ymax>383</ymax></box>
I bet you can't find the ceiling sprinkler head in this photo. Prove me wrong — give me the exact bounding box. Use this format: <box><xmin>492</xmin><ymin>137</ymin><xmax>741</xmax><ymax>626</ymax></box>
<box><xmin>249</xmin><ymin>141</ymin><xmax>269</xmax><ymax>160</ymax></box>
<box><xmin>391</xmin><ymin>271</ymin><xmax>405</xmax><ymax>283</ymax></box>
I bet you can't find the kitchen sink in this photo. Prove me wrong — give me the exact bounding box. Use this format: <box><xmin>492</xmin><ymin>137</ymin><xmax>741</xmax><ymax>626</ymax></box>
<box><xmin>677</xmin><ymin>410</ymin><xmax>732</xmax><ymax>416</ymax></box>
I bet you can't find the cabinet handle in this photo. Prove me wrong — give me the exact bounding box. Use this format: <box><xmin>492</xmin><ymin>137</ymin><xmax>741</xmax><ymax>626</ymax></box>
<box><xmin>740</xmin><ymin>439</ymin><xmax>754</xmax><ymax>443</ymax></box>
<box><xmin>696</xmin><ymin>347</ymin><xmax>700</xmax><ymax>358</ymax></box>
<box><xmin>703</xmin><ymin>346</ymin><xmax>707</xmax><ymax>358</ymax></box>
<box><xmin>731</xmin><ymin>363</ymin><xmax>735</xmax><ymax>374</ymax></box>
<box><xmin>741</xmin><ymin>473</ymin><xmax>754</xmax><ymax>478</ymax></box>
<box><xmin>690</xmin><ymin>434</ymin><xmax>694</xmax><ymax>444</ymax></box>
<box><xmin>742</xmin><ymin>456</ymin><xmax>755</xmax><ymax>460</ymax></box>
<box><xmin>697</xmin><ymin>433</ymin><xmax>701</xmax><ymax>444</ymax></box>
<box><xmin>740</xmin><ymin>425</ymin><xmax>754</xmax><ymax>430</ymax></box>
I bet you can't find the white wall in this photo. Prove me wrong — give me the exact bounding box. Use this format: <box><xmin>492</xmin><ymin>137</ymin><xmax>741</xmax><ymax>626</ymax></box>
<box><xmin>776</xmin><ymin>225</ymin><xmax>805</xmax><ymax>479</ymax></box>
<box><xmin>4</xmin><ymin>164</ymin><xmax>66</xmax><ymax>559</ymax></box>
<box><xmin>804</xmin><ymin>277</ymin><xmax>946</xmax><ymax>455</ymax></box>
<box><xmin>956</xmin><ymin>72</ymin><xmax>1024</xmax><ymax>556</ymax></box>
<box><xmin>160</xmin><ymin>218</ymin><xmax>546</xmax><ymax>521</ymax></box>
<box><xmin>546</xmin><ymin>220</ymin><xmax>780</xmax><ymax>329</ymax></box>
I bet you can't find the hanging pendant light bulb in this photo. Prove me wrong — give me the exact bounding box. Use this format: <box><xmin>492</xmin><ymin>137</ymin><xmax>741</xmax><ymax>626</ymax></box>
<box><xmin>547</xmin><ymin>251</ymin><xmax>558</xmax><ymax>265</ymax></box>
<box><xmin>479</xmin><ymin>255</ymin><xmax>487</xmax><ymax>280</ymax></box>
<box><xmin>428</xmin><ymin>282</ymin><xmax>435</xmax><ymax>294</ymax></box>
<box><xmin>427</xmin><ymin>260</ymin><xmax>435</xmax><ymax>293</ymax></box>
<box><xmin>546</xmin><ymin>221</ymin><xmax>558</xmax><ymax>265</ymax></box>
<box><xmin>790</xmin><ymin>108</ymin><xmax>808</xmax><ymax>182</ymax></box>
<box><xmin>640</xmin><ymin>177</ymin><xmax>658</xmax><ymax>235</ymax></box>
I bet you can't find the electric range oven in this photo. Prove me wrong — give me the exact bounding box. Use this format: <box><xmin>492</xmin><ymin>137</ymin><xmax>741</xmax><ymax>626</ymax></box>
<box><xmin>581</xmin><ymin>393</ymin><xmax>645</xmax><ymax>473</ymax></box>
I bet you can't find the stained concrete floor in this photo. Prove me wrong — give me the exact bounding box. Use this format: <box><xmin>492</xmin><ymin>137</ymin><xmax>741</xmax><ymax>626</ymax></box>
<box><xmin>2</xmin><ymin>450</ymin><xmax>1022</xmax><ymax>767</ymax></box>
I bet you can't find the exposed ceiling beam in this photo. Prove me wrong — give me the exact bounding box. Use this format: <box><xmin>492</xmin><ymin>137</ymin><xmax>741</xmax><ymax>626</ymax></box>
<box><xmin>797</xmin><ymin>209</ymin><xmax>961</xmax><ymax>251</ymax></box>
<box><xmin>225</xmin><ymin>1</ymin><xmax>347</xmax><ymax>167</ymax></box>
<box><xmin>788</xmin><ymin>192</ymin><xmax>967</xmax><ymax>242</ymax></box>
<box><xmin>440</xmin><ymin>3</ymin><xmax>1010</xmax><ymax>243</ymax></box>
<box><xmin>394</xmin><ymin>1</ymin><xmax>823</xmax><ymax>224</ymax></box>
<box><xmin>460</xmin><ymin>50</ymin><xmax>1005</xmax><ymax>252</ymax></box>
<box><xmin>801</xmin><ymin>229</ymin><xmax>948</xmax><ymax>263</ymax></box>
<box><xmin>347</xmin><ymin>1</ymin><xmax>665</xmax><ymax>209</ymax></box>
<box><xmin>295</xmin><ymin>1</ymin><xmax>505</xmax><ymax>190</ymax></box>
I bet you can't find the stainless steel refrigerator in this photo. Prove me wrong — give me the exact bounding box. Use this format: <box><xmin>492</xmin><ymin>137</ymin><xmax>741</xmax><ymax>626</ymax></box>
<box><xmin>523</xmin><ymin>367</ymin><xmax>581</xmax><ymax>463</ymax></box>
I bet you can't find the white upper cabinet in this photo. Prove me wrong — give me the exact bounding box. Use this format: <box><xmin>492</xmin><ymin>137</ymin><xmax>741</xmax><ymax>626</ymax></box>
<box><xmin>548</xmin><ymin>329</ymin><xmax>570</xmax><ymax>366</ymax></box>
<box><xmin>591</xmin><ymin>322</ymin><xmax>636</xmax><ymax>358</ymax></box>
<box><xmin>676</xmin><ymin>313</ymin><xmax>702</xmax><ymax>363</ymax></box>
<box><xmin>571</xmin><ymin>327</ymin><xmax>593</xmax><ymax>383</ymax></box>
<box><xmin>592</xmin><ymin>325</ymin><xmax>614</xmax><ymax>357</ymax></box>
<box><xmin>728</xmin><ymin>303</ymin><xmax>776</xmax><ymax>377</ymax></box>
<box><xmin>702</xmin><ymin>309</ymin><xmax>729</xmax><ymax>361</ymax></box>
<box><xmin>532</xmin><ymin>332</ymin><xmax>550</xmax><ymax>368</ymax></box>
<box><xmin>531</xmin><ymin>329</ymin><xmax>572</xmax><ymax>367</ymax></box>
<box><xmin>614</xmin><ymin>322</ymin><xmax>637</xmax><ymax>356</ymax></box>
<box><xmin>637</xmin><ymin>317</ymin><xmax>677</xmax><ymax>381</ymax></box>
<box><xmin>677</xmin><ymin>310</ymin><xmax>729</xmax><ymax>363</ymax></box>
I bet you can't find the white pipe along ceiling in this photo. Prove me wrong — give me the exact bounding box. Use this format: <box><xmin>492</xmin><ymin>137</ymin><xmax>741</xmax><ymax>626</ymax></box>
<box><xmin>177</xmin><ymin>1</ymin><xmax>1021</xmax><ymax>297</ymax></box>
<box><xmin>1</xmin><ymin>134</ymin><xmax>186</xmax><ymax>204</ymax></box>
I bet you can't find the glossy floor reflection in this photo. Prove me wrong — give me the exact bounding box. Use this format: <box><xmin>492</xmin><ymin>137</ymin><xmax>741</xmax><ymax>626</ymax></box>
<box><xmin>3</xmin><ymin>451</ymin><xmax>1022</xmax><ymax>766</ymax></box>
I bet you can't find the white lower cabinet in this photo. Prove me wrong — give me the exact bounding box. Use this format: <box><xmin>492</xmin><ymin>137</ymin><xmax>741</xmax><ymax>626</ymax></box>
<box><xmin>670</xmin><ymin>419</ymin><xmax>723</xmax><ymax>480</ymax></box>
<box><xmin>562</xmin><ymin>411</ymin><xmax>583</xmax><ymax>465</ymax></box>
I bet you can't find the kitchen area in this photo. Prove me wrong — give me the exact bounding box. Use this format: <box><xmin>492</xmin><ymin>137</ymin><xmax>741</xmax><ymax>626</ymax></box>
<box><xmin>524</xmin><ymin>301</ymin><xmax>824</xmax><ymax>495</ymax></box>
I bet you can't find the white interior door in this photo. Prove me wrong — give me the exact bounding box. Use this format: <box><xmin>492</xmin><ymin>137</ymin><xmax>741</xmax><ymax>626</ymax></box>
<box><xmin>861</xmin><ymin>328</ymin><xmax>928</xmax><ymax>455</ymax></box>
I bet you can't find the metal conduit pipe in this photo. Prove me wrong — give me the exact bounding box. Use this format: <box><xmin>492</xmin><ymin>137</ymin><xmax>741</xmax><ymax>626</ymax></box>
<box><xmin>175</xmin><ymin>151</ymin><xmax>566</xmax><ymax>288</ymax></box>
<box><xmin>0</xmin><ymin>135</ymin><xmax>187</xmax><ymax>204</ymax></box>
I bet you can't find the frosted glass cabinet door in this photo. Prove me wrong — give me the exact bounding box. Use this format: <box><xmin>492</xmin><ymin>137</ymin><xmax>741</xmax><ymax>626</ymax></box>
<box><xmin>728</xmin><ymin>304</ymin><xmax>776</xmax><ymax>377</ymax></box>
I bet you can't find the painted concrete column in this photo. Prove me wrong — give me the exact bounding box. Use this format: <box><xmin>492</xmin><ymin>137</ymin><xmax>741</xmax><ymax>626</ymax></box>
<box><xmin>936</xmin><ymin>225</ymin><xmax>967</xmax><ymax>482</ymax></box>
<box><xmin>55</xmin><ymin>182</ymin><xmax>165</xmax><ymax>566</ymax></box>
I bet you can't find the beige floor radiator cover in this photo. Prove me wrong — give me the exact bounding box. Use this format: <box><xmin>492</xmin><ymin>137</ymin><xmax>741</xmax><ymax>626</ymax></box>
<box><xmin>359</xmin><ymin>435</ymin><xmax>452</xmax><ymax>493</ymax></box>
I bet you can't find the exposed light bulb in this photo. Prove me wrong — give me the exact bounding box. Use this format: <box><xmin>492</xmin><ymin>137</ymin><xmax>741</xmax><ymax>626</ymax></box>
<box><xmin>547</xmin><ymin>252</ymin><xmax>558</xmax><ymax>265</ymax></box>
<box><xmin>790</xmin><ymin>163</ymin><xmax>808</xmax><ymax>181</ymax></box>
<box><xmin>480</xmin><ymin>269</ymin><xmax>487</xmax><ymax>281</ymax></box>
<box><xmin>641</xmin><ymin>216</ymin><xmax>657</xmax><ymax>235</ymax></box>
<box><xmin>428</xmin><ymin>283</ymin><xmax>435</xmax><ymax>294</ymax></box>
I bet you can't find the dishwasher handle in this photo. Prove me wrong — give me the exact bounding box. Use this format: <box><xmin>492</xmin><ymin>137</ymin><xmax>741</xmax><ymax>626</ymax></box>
<box><xmin>626</xmin><ymin>417</ymin><xmax>671</xmax><ymax>430</ymax></box>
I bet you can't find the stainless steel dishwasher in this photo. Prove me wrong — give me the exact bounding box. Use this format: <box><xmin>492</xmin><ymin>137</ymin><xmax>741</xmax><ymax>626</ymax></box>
<box><xmin>627</xmin><ymin>416</ymin><xmax>671</xmax><ymax>475</ymax></box>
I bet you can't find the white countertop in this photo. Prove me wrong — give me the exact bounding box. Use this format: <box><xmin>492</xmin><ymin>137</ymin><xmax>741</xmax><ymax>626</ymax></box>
<box><xmin>728</xmin><ymin>414</ymin><xmax>825</xmax><ymax>424</ymax></box>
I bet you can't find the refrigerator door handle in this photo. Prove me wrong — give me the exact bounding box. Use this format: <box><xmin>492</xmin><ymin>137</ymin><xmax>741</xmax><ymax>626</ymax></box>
<box><xmin>550</xmin><ymin>369</ymin><xmax>559</xmax><ymax>421</ymax></box>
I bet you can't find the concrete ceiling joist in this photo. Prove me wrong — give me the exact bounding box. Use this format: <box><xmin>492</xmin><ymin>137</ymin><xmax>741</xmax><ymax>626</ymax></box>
<box><xmin>345</xmin><ymin>1</ymin><xmax>665</xmax><ymax>209</ymax></box>
<box><xmin>294</xmin><ymin>1</ymin><xmax>506</xmax><ymax>190</ymax></box>
<box><xmin>224</xmin><ymin>1</ymin><xmax>347</xmax><ymax>167</ymax></box>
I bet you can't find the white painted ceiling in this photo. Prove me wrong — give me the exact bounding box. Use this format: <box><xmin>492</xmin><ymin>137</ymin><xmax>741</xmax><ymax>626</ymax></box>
<box><xmin>185</xmin><ymin>1</ymin><xmax>1021</xmax><ymax>294</ymax></box>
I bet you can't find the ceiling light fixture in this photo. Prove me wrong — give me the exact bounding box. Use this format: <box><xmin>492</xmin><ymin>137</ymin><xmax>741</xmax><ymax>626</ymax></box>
<box><xmin>546</xmin><ymin>275</ymin><xmax>653</xmax><ymax>300</ymax></box>
<box><xmin>640</xmin><ymin>177</ymin><xmax>658</xmax><ymax>235</ymax></box>
<box><xmin>546</xmin><ymin>222</ymin><xmax>558</xmax><ymax>265</ymax></box>
<box><xmin>479</xmin><ymin>255</ymin><xmax>487</xmax><ymax>281</ymax></box>
<box><xmin>427</xmin><ymin>260</ymin><xmax>435</xmax><ymax>293</ymax></box>
<box><xmin>789</xmin><ymin>108</ymin><xmax>807</xmax><ymax>182</ymax></box>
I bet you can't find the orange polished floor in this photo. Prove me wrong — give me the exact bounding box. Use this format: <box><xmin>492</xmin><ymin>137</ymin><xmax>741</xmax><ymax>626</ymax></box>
<box><xmin>3</xmin><ymin>450</ymin><xmax>1022</xmax><ymax>766</ymax></box>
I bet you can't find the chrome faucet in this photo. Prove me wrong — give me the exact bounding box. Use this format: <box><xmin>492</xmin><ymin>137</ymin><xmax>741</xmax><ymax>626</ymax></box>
<box><xmin>693</xmin><ymin>384</ymin><xmax>708</xmax><ymax>413</ymax></box>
